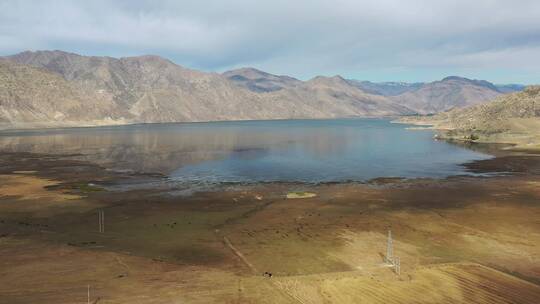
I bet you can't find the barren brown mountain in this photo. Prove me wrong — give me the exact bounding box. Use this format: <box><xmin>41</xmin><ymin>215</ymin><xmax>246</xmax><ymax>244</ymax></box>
<box><xmin>226</xmin><ymin>68</ymin><xmax>512</xmax><ymax>115</ymax></box>
<box><xmin>0</xmin><ymin>59</ymin><xmax>129</xmax><ymax>129</ymax></box>
<box><xmin>391</xmin><ymin>76</ymin><xmax>503</xmax><ymax>114</ymax></box>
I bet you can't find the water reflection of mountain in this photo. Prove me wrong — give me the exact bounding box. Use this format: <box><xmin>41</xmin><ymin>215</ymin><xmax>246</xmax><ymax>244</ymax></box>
<box><xmin>0</xmin><ymin>124</ymin><xmax>349</xmax><ymax>174</ymax></box>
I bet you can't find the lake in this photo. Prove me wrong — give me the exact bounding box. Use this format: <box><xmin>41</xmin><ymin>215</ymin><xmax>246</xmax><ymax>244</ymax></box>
<box><xmin>0</xmin><ymin>119</ymin><xmax>492</xmax><ymax>184</ymax></box>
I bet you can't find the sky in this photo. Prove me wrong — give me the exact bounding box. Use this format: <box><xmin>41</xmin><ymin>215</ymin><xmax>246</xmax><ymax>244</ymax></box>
<box><xmin>1</xmin><ymin>0</ymin><xmax>539</xmax><ymax>84</ymax></box>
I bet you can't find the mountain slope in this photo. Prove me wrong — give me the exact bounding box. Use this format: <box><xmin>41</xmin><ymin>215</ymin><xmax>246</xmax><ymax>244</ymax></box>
<box><xmin>399</xmin><ymin>86</ymin><xmax>540</xmax><ymax>148</ymax></box>
<box><xmin>1</xmin><ymin>51</ymin><xmax>415</xmax><ymax>129</ymax></box>
<box><xmin>391</xmin><ymin>76</ymin><xmax>503</xmax><ymax>114</ymax></box>
<box><xmin>0</xmin><ymin>59</ymin><xmax>130</xmax><ymax>128</ymax></box>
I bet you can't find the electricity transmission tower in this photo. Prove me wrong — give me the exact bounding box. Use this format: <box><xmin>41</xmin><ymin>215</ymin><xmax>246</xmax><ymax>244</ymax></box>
<box><xmin>386</xmin><ymin>229</ymin><xmax>393</xmax><ymax>264</ymax></box>
<box><xmin>385</xmin><ymin>229</ymin><xmax>401</xmax><ymax>275</ymax></box>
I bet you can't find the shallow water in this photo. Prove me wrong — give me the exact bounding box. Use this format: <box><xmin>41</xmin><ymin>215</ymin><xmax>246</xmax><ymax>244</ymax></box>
<box><xmin>0</xmin><ymin>119</ymin><xmax>492</xmax><ymax>183</ymax></box>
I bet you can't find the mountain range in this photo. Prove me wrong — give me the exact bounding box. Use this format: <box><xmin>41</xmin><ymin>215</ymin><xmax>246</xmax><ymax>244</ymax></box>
<box><xmin>223</xmin><ymin>69</ymin><xmax>524</xmax><ymax>114</ymax></box>
<box><xmin>0</xmin><ymin>50</ymin><xmax>526</xmax><ymax>129</ymax></box>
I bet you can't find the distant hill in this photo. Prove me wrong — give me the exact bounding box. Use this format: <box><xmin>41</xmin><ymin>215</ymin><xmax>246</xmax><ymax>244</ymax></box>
<box><xmin>495</xmin><ymin>84</ymin><xmax>526</xmax><ymax>93</ymax></box>
<box><xmin>223</xmin><ymin>67</ymin><xmax>301</xmax><ymax>92</ymax></box>
<box><xmin>390</xmin><ymin>76</ymin><xmax>504</xmax><ymax>114</ymax></box>
<box><xmin>343</xmin><ymin>79</ymin><xmax>523</xmax><ymax>97</ymax></box>
<box><xmin>225</xmin><ymin>67</ymin><xmax>523</xmax><ymax>115</ymax></box>
<box><xmin>399</xmin><ymin>86</ymin><xmax>540</xmax><ymax>149</ymax></box>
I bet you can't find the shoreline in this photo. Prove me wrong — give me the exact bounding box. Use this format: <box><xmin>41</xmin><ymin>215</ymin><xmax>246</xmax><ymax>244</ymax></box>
<box><xmin>0</xmin><ymin>116</ymin><xmax>399</xmax><ymax>133</ymax></box>
<box><xmin>0</xmin><ymin>145</ymin><xmax>536</xmax><ymax>191</ymax></box>
<box><xmin>393</xmin><ymin>117</ymin><xmax>540</xmax><ymax>152</ymax></box>
<box><xmin>0</xmin><ymin>149</ymin><xmax>511</xmax><ymax>197</ymax></box>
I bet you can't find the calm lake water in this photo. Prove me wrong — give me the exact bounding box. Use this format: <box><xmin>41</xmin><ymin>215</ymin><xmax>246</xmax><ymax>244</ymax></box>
<box><xmin>0</xmin><ymin>119</ymin><xmax>492</xmax><ymax>183</ymax></box>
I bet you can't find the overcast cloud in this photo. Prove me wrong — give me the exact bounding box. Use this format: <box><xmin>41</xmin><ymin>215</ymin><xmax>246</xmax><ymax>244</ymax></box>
<box><xmin>1</xmin><ymin>0</ymin><xmax>539</xmax><ymax>83</ymax></box>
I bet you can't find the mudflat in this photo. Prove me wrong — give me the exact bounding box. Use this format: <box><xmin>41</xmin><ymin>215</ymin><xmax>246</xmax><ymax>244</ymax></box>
<box><xmin>0</xmin><ymin>151</ymin><xmax>539</xmax><ymax>303</ymax></box>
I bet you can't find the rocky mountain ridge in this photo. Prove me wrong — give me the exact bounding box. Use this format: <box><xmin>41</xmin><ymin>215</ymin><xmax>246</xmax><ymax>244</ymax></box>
<box><xmin>224</xmin><ymin>68</ymin><xmax>518</xmax><ymax>115</ymax></box>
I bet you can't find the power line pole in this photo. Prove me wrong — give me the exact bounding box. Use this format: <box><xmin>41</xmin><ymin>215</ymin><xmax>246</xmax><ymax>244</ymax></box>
<box><xmin>98</xmin><ymin>210</ymin><xmax>104</xmax><ymax>233</ymax></box>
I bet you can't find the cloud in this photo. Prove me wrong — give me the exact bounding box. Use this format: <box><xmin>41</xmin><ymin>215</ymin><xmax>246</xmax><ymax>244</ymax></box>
<box><xmin>1</xmin><ymin>0</ymin><xmax>539</xmax><ymax>83</ymax></box>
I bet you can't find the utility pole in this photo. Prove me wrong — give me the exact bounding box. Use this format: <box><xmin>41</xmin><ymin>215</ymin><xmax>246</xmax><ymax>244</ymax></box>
<box><xmin>385</xmin><ymin>229</ymin><xmax>401</xmax><ymax>276</ymax></box>
<box><xmin>98</xmin><ymin>210</ymin><xmax>104</xmax><ymax>233</ymax></box>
